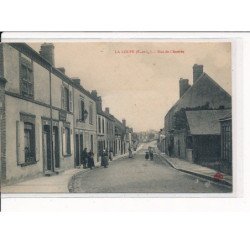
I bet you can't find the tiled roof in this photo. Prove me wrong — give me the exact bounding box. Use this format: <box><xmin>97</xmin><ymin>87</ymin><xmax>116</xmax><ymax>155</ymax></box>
<box><xmin>185</xmin><ymin>109</ymin><xmax>231</xmax><ymax>135</ymax></box>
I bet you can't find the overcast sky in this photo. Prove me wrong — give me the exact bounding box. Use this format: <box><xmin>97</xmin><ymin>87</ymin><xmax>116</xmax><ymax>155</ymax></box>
<box><xmin>29</xmin><ymin>41</ymin><xmax>231</xmax><ymax>132</ymax></box>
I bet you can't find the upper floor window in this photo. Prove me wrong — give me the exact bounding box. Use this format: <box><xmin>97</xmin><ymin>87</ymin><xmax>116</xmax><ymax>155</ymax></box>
<box><xmin>61</xmin><ymin>85</ymin><xmax>72</xmax><ymax>112</ymax></box>
<box><xmin>89</xmin><ymin>102</ymin><xmax>93</xmax><ymax>124</ymax></box>
<box><xmin>98</xmin><ymin>117</ymin><xmax>101</xmax><ymax>133</ymax></box>
<box><xmin>80</xmin><ymin>99</ymin><xmax>85</xmax><ymax>121</ymax></box>
<box><xmin>102</xmin><ymin>118</ymin><xmax>105</xmax><ymax>134</ymax></box>
<box><xmin>20</xmin><ymin>56</ymin><xmax>34</xmax><ymax>99</ymax></box>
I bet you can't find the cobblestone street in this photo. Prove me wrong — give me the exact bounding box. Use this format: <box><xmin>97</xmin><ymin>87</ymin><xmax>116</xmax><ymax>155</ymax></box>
<box><xmin>70</xmin><ymin>143</ymin><xmax>232</xmax><ymax>193</ymax></box>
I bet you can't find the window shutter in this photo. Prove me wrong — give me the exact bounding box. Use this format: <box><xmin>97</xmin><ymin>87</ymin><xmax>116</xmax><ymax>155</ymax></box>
<box><xmin>62</xmin><ymin>127</ymin><xmax>66</xmax><ymax>155</ymax></box>
<box><xmin>61</xmin><ymin>85</ymin><xmax>65</xmax><ymax>109</ymax></box>
<box><xmin>78</xmin><ymin>99</ymin><xmax>81</xmax><ymax>119</ymax></box>
<box><xmin>16</xmin><ymin>121</ymin><xmax>25</xmax><ymax>165</ymax></box>
<box><xmin>69</xmin><ymin>90</ymin><xmax>73</xmax><ymax>112</ymax></box>
<box><xmin>35</xmin><ymin>120</ymin><xmax>40</xmax><ymax>162</ymax></box>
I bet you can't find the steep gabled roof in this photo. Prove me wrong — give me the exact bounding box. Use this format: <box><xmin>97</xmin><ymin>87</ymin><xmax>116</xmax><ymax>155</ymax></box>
<box><xmin>165</xmin><ymin>72</ymin><xmax>231</xmax><ymax>118</ymax></box>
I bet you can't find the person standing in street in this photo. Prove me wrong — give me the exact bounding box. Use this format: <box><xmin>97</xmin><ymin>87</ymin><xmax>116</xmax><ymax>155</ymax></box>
<box><xmin>128</xmin><ymin>147</ymin><xmax>133</xmax><ymax>158</ymax></box>
<box><xmin>88</xmin><ymin>149</ymin><xmax>95</xmax><ymax>169</ymax></box>
<box><xmin>82</xmin><ymin>148</ymin><xmax>88</xmax><ymax>169</ymax></box>
<box><xmin>101</xmin><ymin>150</ymin><xmax>109</xmax><ymax>168</ymax></box>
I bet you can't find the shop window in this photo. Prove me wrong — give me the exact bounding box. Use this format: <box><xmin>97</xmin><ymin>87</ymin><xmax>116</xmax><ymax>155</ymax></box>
<box><xmin>24</xmin><ymin>123</ymin><xmax>35</xmax><ymax>163</ymax></box>
<box><xmin>17</xmin><ymin>113</ymin><xmax>40</xmax><ymax>166</ymax></box>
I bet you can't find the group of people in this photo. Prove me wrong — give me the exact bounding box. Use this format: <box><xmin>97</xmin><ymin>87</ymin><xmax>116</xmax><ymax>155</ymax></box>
<box><xmin>145</xmin><ymin>147</ymin><xmax>154</xmax><ymax>161</ymax></box>
<box><xmin>82</xmin><ymin>148</ymin><xmax>95</xmax><ymax>170</ymax></box>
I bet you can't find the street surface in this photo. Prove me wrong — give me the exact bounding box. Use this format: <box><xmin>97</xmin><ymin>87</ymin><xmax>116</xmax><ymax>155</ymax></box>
<box><xmin>71</xmin><ymin>142</ymin><xmax>231</xmax><ymax>193</ymax></box>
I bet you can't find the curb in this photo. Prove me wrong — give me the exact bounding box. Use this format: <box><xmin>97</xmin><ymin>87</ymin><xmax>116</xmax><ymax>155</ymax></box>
<box><xmin>156</xmin><ymin>153</ymin><xmax>232</xmax><ymax>187</ymax></box>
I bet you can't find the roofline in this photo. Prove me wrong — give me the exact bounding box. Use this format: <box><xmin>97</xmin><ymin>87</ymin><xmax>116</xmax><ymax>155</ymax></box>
<box><xmin>8</xmin><ymin>43</ymin><xmax>96</xmax><ymax>101</ymax></box>
<box><xmin>164</xmin><ymin>72</ymin><xmax>231</xmax><ymax>117</ymax></box>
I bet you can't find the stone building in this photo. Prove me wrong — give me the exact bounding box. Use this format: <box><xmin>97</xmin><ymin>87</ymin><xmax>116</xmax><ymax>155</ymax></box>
<box><xmin>72</xmin><ymin>77</ymin><xmax>97</xmax><ymax>167</ymax></box>
<box><xmin>0</xmin><ymin>43</ymin><xmax>97</xmax><ymax>183</ymax></box>
<box><xmin>164</xmin><ymin>64</ymin><xmax>232</xmax><ymax>165</ymax></box>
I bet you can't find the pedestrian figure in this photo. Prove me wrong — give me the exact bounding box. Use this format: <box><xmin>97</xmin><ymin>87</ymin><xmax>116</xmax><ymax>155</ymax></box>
<box><xmin>101</xmin><ymin>150</ymin><xmax>109</xmax><ymax>168</ymax></box>
<box><xmin>82</xmin><ymin>148</ymin><xmax>88</xmax><ymax>168</ymax></box>
<box><xmin>109</xmin><ymin>148</ymin><xmax>113</xmax><ymax>161</ymax></box>
<box><xmin>128</xmin><ymin>147</ymin><xmax>133</xmax><ymax>158</ymax></box>
<box><xmin>88</xmin><ymin>150</ymin><xmax>95</xmax><ymax>169</ymax></box>
<box><xmin>145</xmin><ymin>151</ymin><xmax>149</xmax><ymax>160</ymax></box>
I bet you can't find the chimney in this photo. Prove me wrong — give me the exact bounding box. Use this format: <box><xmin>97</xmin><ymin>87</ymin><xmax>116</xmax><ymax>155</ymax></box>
<box><xmin>105</xmin><ymin>107</ymin><xmax>110</xmax><ymax>114</ymax></box>
<box><xmin>57</xmin><ymin>67</ymin><xmax>65</xmax><ymax>74</ymax></box>
<box><xmin>91</xmin><ymin>90</ymin><xmax>98</xmax><ymax>99</ymax></box>
<box><xmin>193</xmin><ymin>64</ymin><xmax>203</xmax><ymax>83</ymax></box>
<box><xmin>39</xmin><ymin>43</ymin><xmax>55</xmax><ymax>66</ymax></box>
<box><xmin>122</xmin><ymin>119</ymin><xmax>126</xmax><ymax>127</ymax></box>
<box><xmin>96</xmin><ymin>96</ymin><xmax>102</xmax><ymax>110</ymax></box>
<box><xmin>72</xmin><ymin>77</ymin><xmax>81</xmax><ymax>85</ymax></box>
<box><xmin>179</xmin><ymin>78</ymin><xmax>191</xmax><ymax>98</ymax></box>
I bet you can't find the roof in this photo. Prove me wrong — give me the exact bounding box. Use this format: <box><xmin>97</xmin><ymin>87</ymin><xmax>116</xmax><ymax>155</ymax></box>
<box><xmin>185</xmin><ymin>109</ymin><xmax>231</xmax><ymax>135</ymax></box>
<box><xmin>219</xmin><ymin>111</ymin><xmax>232</xmax><ymax>121</ymax></box>
<box><xmin>9</xmin><ymin>43</ymin><xmax>96</xmax><ymax>101</ymax></box>
<box><xmin>165</xmin><ymin>73</ymin><xmax>232</xmax><ymax>119</ymax></box>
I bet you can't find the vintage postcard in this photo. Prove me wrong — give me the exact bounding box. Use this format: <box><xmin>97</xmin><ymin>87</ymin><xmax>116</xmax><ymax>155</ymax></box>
<box><xmin>0</xmin><ymin>38</ymin><xmax>234</xmax><ymax>195</ymax></box>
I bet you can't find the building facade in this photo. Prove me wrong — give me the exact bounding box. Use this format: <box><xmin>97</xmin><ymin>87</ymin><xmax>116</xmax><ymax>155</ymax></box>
<box><xmin>164</xmin><ymin>64</ymin><xmax>232</xmax><ymax>167</ymax></box>
<box><xmin>0</xmin><ymin>43</ymin><xmax>99</xmax><ymax>183</ymax></box>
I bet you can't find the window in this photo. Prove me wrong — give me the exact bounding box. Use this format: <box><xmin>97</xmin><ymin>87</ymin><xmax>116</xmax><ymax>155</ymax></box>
<box><xmin>90</xmin><ymin>135</ymin><xmax>94</xmax><ymax>151</ymax></box>
<box><xmin>20</xmin><ymin>58</ymin><xmax>34</xmax><ymax>98</ymax></box>
<box><xmin>98</xmin><ymin>117</ymin><xmax>101</xmax><ymax>133</ymax></box>
<box><xmin>89</xmin><ymin>102</ymin><xmax>93</xmax><ymax>124</ymax></box>
<box><xmin>24</xmin><ymin>123</ymin><xmax>35</xmax><ymax>163</ymax></box>
<box><xmin>17</xmin><ymin>113</ymin><xmax>39</xmax><ymax>166</ymax></box>
<box><xmin>61</xmin><ymin>85</ymin><xmax>72</xmax><ymax>112</ymax></box>
<box><xmin>102</xmin><ymin>118</ymin><xmax>105</xmax><ymax>134</ymax></box>
<box><xmin>80</xmin><ymin>99</ymin><xmax>85</xmax><ymax>121</ymax></box>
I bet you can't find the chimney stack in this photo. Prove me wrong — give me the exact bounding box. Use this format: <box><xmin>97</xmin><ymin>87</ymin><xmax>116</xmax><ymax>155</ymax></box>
<box><xmin>179</xmin><ymin>78</ymin><xmax>191</xmax><ymax>98</ymax></box>
<box><xmin>193</xmin><ymin>64</ymin><xmax>203</xmax><ymax>83</ymax></box>
<box><xmin>105</xmin><ymin>107</ymin><xmax>110</xmax><ymax>114</ymax></box>
<box><xmin>97</xmin><ymin>96</ymin><xmax>102</xmax><ymax>110</ymax></box>
<box><xmin>72</xmin><ymin>77</ymin><xmax>81</xmax><ymax>85</ymax></box>
<box><xmin>57</xmin><ymin>67</ymin><xmax>65</xmax><ymax>74</ymax></box>
<box><xmin>91</xmin><ymin>90</ymin><xmax>98</xmax><ymax>99</ymax></box>
<box><xmin>122</xmin><ymin>119</ymin><xmax>126</xmax><ymax>127</ymax></box>
<box><xmin>39</xmin><ymin>43</ymin><xmax>55</xmax><ymax>66</ymax></box>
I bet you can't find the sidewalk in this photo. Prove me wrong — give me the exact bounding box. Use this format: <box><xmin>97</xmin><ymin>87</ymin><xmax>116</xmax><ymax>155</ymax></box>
<box><xmin>157</xmin><ymin>152</ymin><xmax>232</xmax><ymax>186</ymax></box>
<box><xmin>1</xmin><ymin>151</ymin><xmax>133</xmax><ymax>194</ymax></box>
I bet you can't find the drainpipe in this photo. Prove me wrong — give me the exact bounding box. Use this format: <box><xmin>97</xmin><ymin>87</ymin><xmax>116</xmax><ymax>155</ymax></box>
<box><xmin>0</xmin><ymin>77</ymin><xmax>7</xmax><ymax>181</ymax></box>
<box><xmin>49</xmin><ymin>67</ymin><xmax>54</xmax><ymax>173</ymax></box>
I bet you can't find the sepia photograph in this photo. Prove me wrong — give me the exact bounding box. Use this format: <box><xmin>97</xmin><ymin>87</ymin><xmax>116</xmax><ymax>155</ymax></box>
<box><xmin>0</xmin><ymin>40</ymin><xmax>233</xmax><ymax>194</ymax></box>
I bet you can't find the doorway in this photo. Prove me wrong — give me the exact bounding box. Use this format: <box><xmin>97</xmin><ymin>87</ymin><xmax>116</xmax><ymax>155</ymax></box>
<box><xmin>43</xmin><ymin>125</ymin><xmax>52</xmax><ymax>171</ymax></box>
<box><xmin>43</xmin><ymin>123</ymin><xmax>60</xmax><ymax>173</ymax></box>
<box><xmin>75</xmin><ymin>133</ymin><xmax>84</xmax><ymax>167</ymax></box>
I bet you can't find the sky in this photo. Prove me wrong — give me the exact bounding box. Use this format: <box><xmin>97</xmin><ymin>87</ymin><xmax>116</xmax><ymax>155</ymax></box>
<box><xmin>29</xmin><ymin>41</ymin><xmax>231</xmax><ymax>132</ymax></box>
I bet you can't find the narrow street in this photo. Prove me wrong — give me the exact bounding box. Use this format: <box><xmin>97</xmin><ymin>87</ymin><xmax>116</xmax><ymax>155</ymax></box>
<box><xmin>71</xmin><ymin>142</ymin><xmax>231</xmax><ymax>193</ymax></box>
